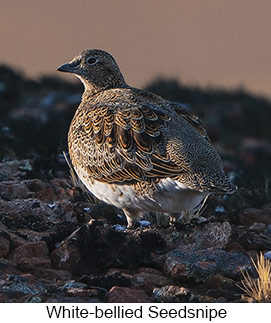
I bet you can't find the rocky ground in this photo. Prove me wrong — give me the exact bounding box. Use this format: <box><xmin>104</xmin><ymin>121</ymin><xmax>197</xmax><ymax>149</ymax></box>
<box><xmin>0</xmin><ymin>66</ymin><xmax>270</xmax><ymax>302</ymax></box>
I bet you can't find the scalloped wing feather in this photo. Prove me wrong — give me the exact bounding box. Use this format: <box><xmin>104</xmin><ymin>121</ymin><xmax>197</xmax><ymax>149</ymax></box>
<box><xmin>68</xmin><ymin>100</ymin><xmax>185</xmax><ymax>184</ymax></box>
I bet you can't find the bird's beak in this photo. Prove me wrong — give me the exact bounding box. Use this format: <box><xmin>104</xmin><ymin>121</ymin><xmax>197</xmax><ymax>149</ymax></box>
<box><xmin>57</xmin><ymin>60</ymin><xmax>79</xmax><ymax>73</ymax></box>
<box><xmin>57</xmin><ymin>63</ymin><xmax>72</xmax><ymax>73</ymax></box>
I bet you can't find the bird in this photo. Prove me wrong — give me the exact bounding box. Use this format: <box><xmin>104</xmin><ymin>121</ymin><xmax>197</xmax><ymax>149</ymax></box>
<box><xmin>57</xmin><ymin>49</ymin><xmax>237</xmax><ymax>228</ymax></box>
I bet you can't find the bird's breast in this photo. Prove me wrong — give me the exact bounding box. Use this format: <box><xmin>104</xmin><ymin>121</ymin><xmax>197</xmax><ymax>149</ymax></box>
<box><xmin>74</xmin><ymin>164</ymin><xmax>208</xmax><ymax>213</ymax></box>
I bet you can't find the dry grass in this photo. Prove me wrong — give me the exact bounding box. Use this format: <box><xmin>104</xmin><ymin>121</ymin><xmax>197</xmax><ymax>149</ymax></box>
<box><xmin>239</xmin><ymin>253</ymin><xmax>271</xmax><ymax>302</ymax></box>
<box><xmin>176</xmin><ymin>195</ymin><xmax>208</xmax><ymax>224</ymax></box>
<box><xmin>177</xmin><ymin>209</ymin><xmax>200</xmax><ymax>225</ymax></box>
<box><xmin>63</xmin><ymin>151</ymin><xmax>95</xmax><ymax>203</ymax></box>
<box><xmin>143</xmin><ymin>211</ymin><xmax>170</xmax><ymax>227</ymax></box>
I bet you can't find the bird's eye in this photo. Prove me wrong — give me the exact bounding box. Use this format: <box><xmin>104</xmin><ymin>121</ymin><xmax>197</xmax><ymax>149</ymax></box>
<box><xmin>87</xmin><ymin>57</ymin><xmax>98</xmax><ymax>65</ymax></box>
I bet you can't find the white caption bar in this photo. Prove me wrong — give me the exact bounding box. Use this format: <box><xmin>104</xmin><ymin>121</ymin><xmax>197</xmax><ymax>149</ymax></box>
<box><xmin>1</xmin><ymin>303</ymin><xmax>268</xmax><ymax>322</ymax></box>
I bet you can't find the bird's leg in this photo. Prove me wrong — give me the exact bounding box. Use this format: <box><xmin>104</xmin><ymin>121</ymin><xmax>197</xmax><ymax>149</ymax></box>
<box><xmin>169</xmin><ymin>212</ymin><xmax>183</xmax><ymax>225</ymax></box>
<box><xmin>123</xmin><ymin>208</ymin><xmax>141</xmax><ymax>229</ymax></box>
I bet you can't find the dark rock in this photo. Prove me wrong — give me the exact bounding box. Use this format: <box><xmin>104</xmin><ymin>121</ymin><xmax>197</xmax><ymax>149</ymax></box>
<box><xmin>184</xmin><ymin>222</ymin><xmax>231</xmax><ymax>249</ymax></box>
<box><xmin>81</xmin><ymin>272</ymin><xmax>132</xmax><ymax>290</ymax></box>
<box><xmin>153</xmin><ymin>285</ymin><xmax>199</xmax><ymax>303</ymax></box>
<box><xmin>198</xmin><ymin>275</ymin><xmax>243</xmax><ymax>301</ymax></box>
<box><xmin>10</xmin><ymin>241</ymin><xmax>51</xmax><ymax>268</ymax></box>
<box><xmin>0</xmin><ymin>224</ymin><xmax>12</xmax><ymax>256</ymax></box>
<box><xmin>132</xmin><ymin>270</ymin><xmax>172</xmax><ymax>293</ymax></box>
<box><xmin>165</xmin><ymin>246</ymin><xmax>254</xmax><ymax>283</ymax></box>
<box><xmin>0</xmin><ymin>197</ymin><xmax>81</xmax><ymax>234</ymax></box>
<box><xmin>0</xmin><ymin>273</ymin><xmax>47</xmax><ymax>301</ymax></box>
<box><xmin>138</xmin><ymin>229</ymin><xmax>167</xmax><ymax>252</ymax></box>
<box><xmin>231</xmin><ymin>226</ymin><xmax>271</xmax><ymax>251</ymax></box>
<box><xmin>66</xmin><ymin>187</ymin><xmax>84</xmax><ymax>203</ymax></box>
<box><xmin>224</xmin><ymin>242</ymin><xmax>247</xmax><ymax>254</ymax></box>
<box><xmin>30</xmin><ymin>268</ymin><xmax>72</xmax><ymax>281</ymax></box>
<box><xmin>25</xmin><ymin>178</ymin><xmax>76</xmax><ymax>203</ymax></box>
<box><xmin>31</xmin><ymin>201</ymin><xmax>40</xmax><ymax>209</ymax></box>
<box><xmin>199</xmin><ymin>274</ymin><xmax>235</xmax><ymax>290</ymax></box>
<box><xmin>42</xmin><ymin>222</ymin><xmax>79</xmax><ymax>253</ymax></box>
<box><xmin>205</xmin><ymin>288</ymin><xmax>238</xmax><ymax>301</ymax></box>
<box><xmin>0</xmin><ymin>181</ymin><xmax>31</xmax><ymax>200</ymax></box>
<box><xmin>239</xmin><ymin>205</ymin><xmax>271</xmax><ymax>226</ymax></box>
<box><xmin>35</xmin><ymin>188</ymin><xmax>58</xmax><ymax>203</ymax></box>
<box><xmin>0</xmin><ymin>293</ymin><xmax>7</xmax><ymax>302</ymax></box>
<box><xmin>248</xmin><ymin>222</ymin><xmax>266</xmax><ymax>233</ymax></box>
<box><xmin>51</xmin><ymin>221</ymin><xmax>153</xmax><ymax>275</ymax></box>
<box><xmin>89</xmin><ymin>203</ymin><xmax>126</xmax><ymax>225</ymax></box>
<box><xmin>0</xmin><ymin>236</ymin><xmax>10</xmax><ymax>257</ymax></box>
<box><xmin>0</xmin><ymin>222</ymin><xmax>30</xmax><ymax>251</ymax></box>
<box><xmin>22</xmin><ymin>179</ymin><xmax>47</xmax><ymax>193</ymax></box>
<box><xmin>0</xmin><ymin>160</ymin><xmax>30</xmax><ymax>181</ymax></box>
<box><xmin>0</xmin><ymin>259</ymin><xmax>20</xmax><ymax>275</ymax></box>
<box><xmin>64</xmin><ymin>287</ymin><xmax>101</xmax><ymax>298</ymax></box>
<box><xmin>108</xmin><ymin>286</ymin><xmax>153</xmax><ymax>303</ymax></box>
<box><xmin>60</xmin><ymin>280</ymin><xmax>87</xmax><ymax>291</ymax></box>
<box><xmin>25</xmin><ymin>157</ymin><xmax>67</xmax><ymax>180</ymax></box>
<box><xmin>0</xmin><ymin>198</ymin><xmax>54</xmax><ymax>231</ymax></box>
<box><xmin>45</xmin><ymin>296</ymin><xmax>101</xmax><ymax>303</ymax></box>
<box><xmin>58</xmin><ymin>280</ymin><xmax>105</xmax><ymax>300</ymax></box>
<box><xmin>12</xmin><ymin>228</ymin><xmax>51</xmax><ymax>244</ymax></box>
<box><xmin>166</xmin><ymin>222</ymin><xmax>231</xmax><ymax>251</ymax></box>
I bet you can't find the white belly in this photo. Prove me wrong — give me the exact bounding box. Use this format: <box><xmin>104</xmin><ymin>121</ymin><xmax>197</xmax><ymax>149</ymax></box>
<box><xmin>76</xmin><ymin>167</ymin><xmax>208</xmax><ymax>213</ymax></box>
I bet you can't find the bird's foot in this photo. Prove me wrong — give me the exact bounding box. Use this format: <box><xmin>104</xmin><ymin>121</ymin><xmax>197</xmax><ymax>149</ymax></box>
<box><xmin>126</xmin><ymin>219</ymin><xmax>151</xmax><ymax>230</ymax></box>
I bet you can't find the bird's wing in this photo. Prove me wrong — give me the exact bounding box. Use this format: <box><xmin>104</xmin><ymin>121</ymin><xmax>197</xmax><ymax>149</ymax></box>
<box><xmin>68</xmin><ymin>100</ymin><xmax>186</xmax><ymax>184</ymax></box>
<box><xmin>170</xmin><ymin>102</ymin><xmax>211</xmax><ymax>142</ymax></box>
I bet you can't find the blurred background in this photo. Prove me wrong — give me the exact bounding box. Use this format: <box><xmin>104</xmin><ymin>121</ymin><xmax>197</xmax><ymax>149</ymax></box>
<box><xmin>0</xmin><ymin>0</ymin><xmax>271</xmax><ymax>211</ymax></box>
<box><xmin>1</xmin><ymin>0</ymin><xmax>271</xmax><ymax>95</ymax></box>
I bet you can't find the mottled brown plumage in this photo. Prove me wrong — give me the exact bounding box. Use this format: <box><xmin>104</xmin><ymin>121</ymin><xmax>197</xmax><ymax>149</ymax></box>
<box><xmin>58</xmin><ymin>49</ymin><xmax>237</xmax><ymax>227</ymax></box>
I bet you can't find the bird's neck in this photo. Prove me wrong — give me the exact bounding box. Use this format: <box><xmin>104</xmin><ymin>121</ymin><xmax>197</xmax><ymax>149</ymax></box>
<box><xmin>80</xmin><ymin>77</ymin><xmax>129</xmax><ymax>97</ymax></box>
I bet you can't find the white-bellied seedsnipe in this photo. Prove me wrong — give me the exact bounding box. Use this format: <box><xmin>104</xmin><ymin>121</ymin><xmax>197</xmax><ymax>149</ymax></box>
<box><xmin>58</xmin><ymin>49</ymin><xmax>237</xmax><ymax>228</ymax></box>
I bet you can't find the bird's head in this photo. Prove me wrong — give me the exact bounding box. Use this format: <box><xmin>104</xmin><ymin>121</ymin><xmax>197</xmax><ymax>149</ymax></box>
<box><xmin>57</xmin><ymin>49</ymin><xmax>127</xmax><ymax>94</ymax></box>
